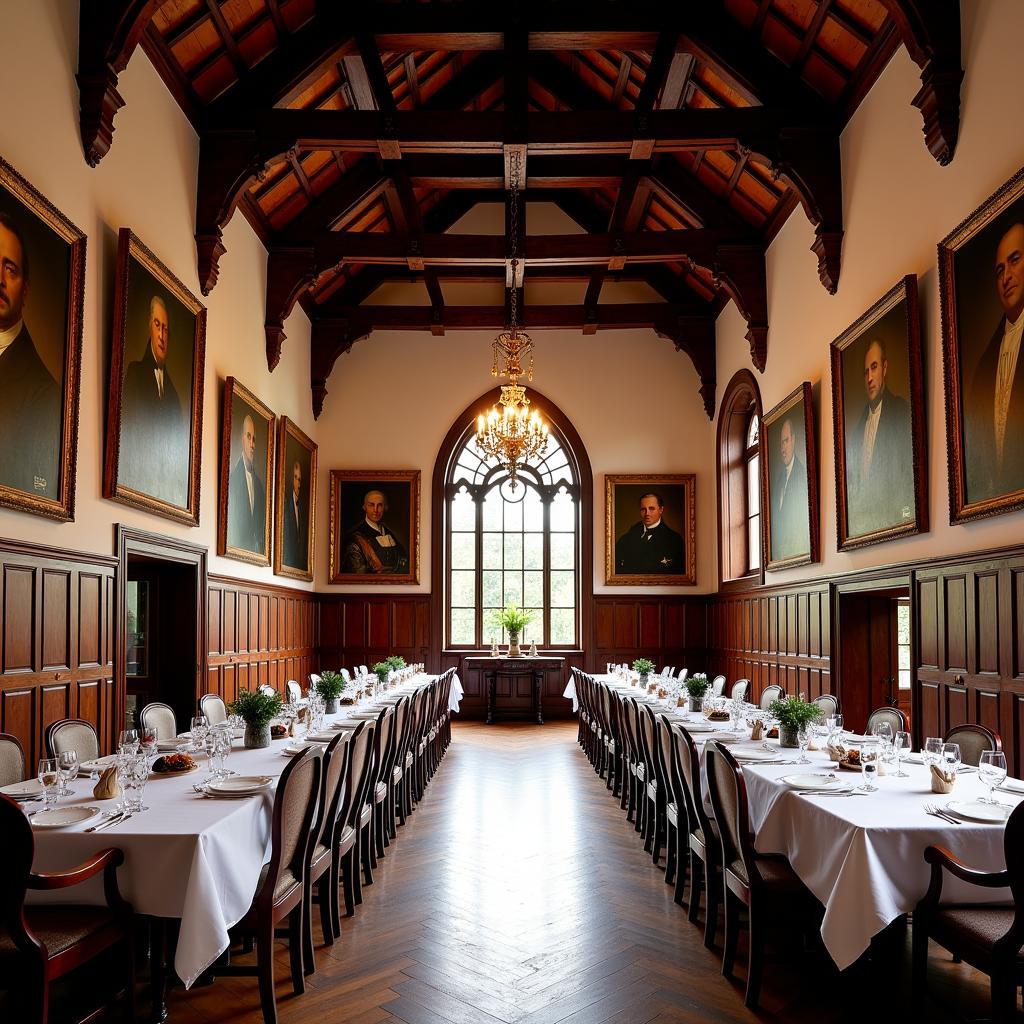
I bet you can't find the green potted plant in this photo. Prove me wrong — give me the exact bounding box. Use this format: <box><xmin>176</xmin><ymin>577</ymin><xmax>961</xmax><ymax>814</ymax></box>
<box><xmin>633</xmin><ymin>658</ymin><xmax>655</xmax><ymax>686</ymax></box>
<box><xmin>498</xmin><ymin>604</ymin><xmax>532</xmax><ymax>658</ymax></box>
<box><xmin>315</xmin><ymin>670</ymin><xmax>347</xmax><ymax>714</ymax></box>
<box><xmin>768</xmin><ymin>695</ymin><xmax>822</xmax><ymax>748</ymax></box>
<box><xmin>229</xmin><ymin>688</ymin><xmax>284</xmax><ymax>749</ymax></box>
<box><xmin>684</xmin><ymin>673</ymin><xmax>712</xmax><ymax>713</ymax></box>
<box><xmin>385</xmin><ymin>655</ymin><xmax>406</xmax><ymax>672</ymax></box>
<box><xmin>373</xmin><ymin>661</ymin><xmax>390</xmax><ymax>684</ymax></box>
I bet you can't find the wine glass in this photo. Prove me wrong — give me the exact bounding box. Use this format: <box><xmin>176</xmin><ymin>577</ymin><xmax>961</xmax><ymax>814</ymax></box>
<box><xmin>941</xmin><ymin>742</ymin><xmax>962</xmax><ymax>779</ymax></box>
<box><xmin>858</xmin><ymin>743</ymin><xmax>880</xmax><ymax>793</ymax></box>
<box><xmin>38</xmin><ymin>757</ymin><xmax>60</xmax><ymax>807</ymax></box>
<box><xmin>978</xmin><ymin>750</ymin><xmax>1008</xmax><ymax>804</ymax></box>
<box><xmin>57</xmin><ymin>750</ymin><xmax>79</xmax><ymax>796</ymax></box>
<box><xmin>796</xmin><ymin>725</ymin><xmax>812</xmax><ymax>764</ymax></box>
<box><xmin>923</xmin><ymin>736</ymin><xmax>943</xmax><ymax>768</ymax></box>
<box><xmin>872</xmin><ymin>721</ymin><xmax>894</xmax><ymax>762</ymax></box>
<box><xmin>893</xmin><ymin>731</ymin><xmax>912</xmax><ymax>777</ymax></box>
<box><xmin>118</xmin><ymin>728</ymin><xmax>140</xmax><ymax>753</ymax></box>
<box><xmin>191</xmin><ymin>715</ymin><xmax>209</xmax><ymax>753</ymax></box>
<box><xmin>826</xmin><ymin>713</ymin><xmax>844</xmax><ymax>741</ymax></box>
<box><xmin>760</xmin><ymin>710</ymin><xmax>776</xmax><ymax>751</ymax></box>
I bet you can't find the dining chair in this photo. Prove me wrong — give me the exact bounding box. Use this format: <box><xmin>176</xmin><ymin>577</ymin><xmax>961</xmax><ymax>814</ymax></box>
<box><xmin>663</xmin><ymin>666</ymin><xmax>675</xmax><ymax>679</ymax></box>
<box><xmin>308</xmin><ymin>672</ymin><xmax>322</xmax><ymax>691</ymax></box>
<box><xmin>212</xmin><ymin>746</ymin><xmax>323</xmax><ymax>1024</ymax></box>
<box><xmin>621</xmin><ymin>697</ymin><xmax>646</xmax><ymax>835</ymax></box>
<box><xmin>257</xmin><ymin>683</ymin><xmax>277</xmax><ymax>697</ymax></box>
<box><xmin>358</xmin><ymin>665</ymin><xmax>369</xmax><ymax>676</ymax></box>
<box><xmin>730</xmin><ymin>679</ymin><xmax>750</xmax><ymax>703</ymax></box>
<box><xmin>338</xmin><ymin>721</ymin><xmax>377</xmax><ymax>915</ymax></box>
<box><xmin>45</xmin><ymin>719</ymin><xmax>99</xmax><ymax>762</ymax></box>
<box><xmin>139</xmin><ymin>701</ymin><xmax>176</xmax><ymax>740</ymax></box>
<box><xmin>943</xmin><ymin>724</ymin><xmax>1001</xmax><ymax>767</ymax></box>
<box><xmin>286</xmin><ymin>679</ymin><xmax>302</xmax><ymax>704</ymax></box>
<box><xmin>712</xmin><ymin>675</ymin><xmax>727</xmax><ymax>696</ymax></box>
<box><xmin>0</xmin><ymin>794</ymin><xmax>136</xmax><ymax>1024</ymax></box>
<box><xmin>389</xmin><ymin>695</ymin><xmax>414</xmax><ymax>831</ymax></box>
<box><xmin>340</xmin><ymin>668</ymin><xmax>351</xmax><ymax>684</ymax></box>
<box><xmin>913</xmin><ymin>799</ymin><xmax>1024</xmax><ymax>1022</ymax></box>
<box><xmin>306</xmin><ymin>731</ymin><xmax>351</xmax><ymax>967</ymax></box>
<box><xmin>199</xmin><ymin>693</ymin><xmax>228</xmax><ymax>726</ymax></box>
<box><xmin>677</xmin><ymin>668</ymin><xmax>689</xmax><ymax>683</ymax></box>
<box><xmin>673</xmin><ymin>724</ymin><xmax>722</xmax><ymax>944</ymax></box>
<box><xmin>656</xmin><ymin>714</ymin><xmax>684</xmax><ymax>890</ymax></box>
<box><xmin>0</xmin><ymin>732</ymin><xmax>25</xmax><ymax>787</ymax></box>
<box><xmin>812</xmin><ymin>693</ymin><xmax>840</xmax><ymax>719</ymax></box>
<box><xmin>759</xmin><ymin>684</ymin><xmax>783</xmax><ymax>710</ymax></box>
<box><xmin>866</xmin><ymin>706</ymin><xmax>908</xmax><ymax>735</ymax></box>
<box><xmin>639</xmin><ymin>705</ymin><xmax>667</xmax><ymax>864</ymax></box>
<box><xmin>705</xmin><ymin>741</ymin><xmax>822</xmax><ymax>1009</ymax></box>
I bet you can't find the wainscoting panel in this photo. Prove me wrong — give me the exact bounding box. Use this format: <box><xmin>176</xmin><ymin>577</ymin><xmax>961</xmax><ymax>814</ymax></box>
<box><xmin>0</xmin><ymin>540</ymin><xmax>117</xmax><ymax>771</ymax></box>
<box><xmin>318</xmin><ymin>595</ymin><xmax>431</xmax><ymax>680</ymax></box>
<box><xmin>207</xmin><ymin>575</ymin><xmax>317</xmax><ymax>705</ymax></box>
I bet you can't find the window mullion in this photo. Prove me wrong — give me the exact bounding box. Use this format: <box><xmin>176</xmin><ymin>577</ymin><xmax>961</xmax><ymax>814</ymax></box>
<box><xmin>474</xmin><ymin>488</ymin><xmax>484</xmax><ymax>648</ymax></box>
<box><xmin>543</xmin><ymin>493</ymin><xmax>551</xmax><ymax>647</ymax></box>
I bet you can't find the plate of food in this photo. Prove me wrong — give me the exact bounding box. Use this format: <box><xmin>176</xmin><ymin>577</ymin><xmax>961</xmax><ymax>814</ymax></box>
<box><xmin>836</xmin><ymin>749</ymin><xmax>862</xmax><ymax>772</ymax></box>
<box><xmin>31</xmin><ymin>805</ymin><xmax>101</xmax><ymax>829</ymax></box>
<box><xmin>270</xmin><ymin>723</ymin><xmax>290</xmax><ymax>739</ymax></box>
<box><xmin>151</xmin><ymin>753</ymin><xmax>199</xmax><ymax>776</ymax></box>
<box><xmin>705</xmin><ymin>710</ymin><xmax>731</xmax><ymax>723</ymax></box>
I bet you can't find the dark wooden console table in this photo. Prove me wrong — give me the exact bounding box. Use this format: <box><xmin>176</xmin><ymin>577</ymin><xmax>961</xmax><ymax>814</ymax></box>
<box><xmin>464</xmin><ymin>656</ymin><xmax>565</xmax><ymax>724</ymax></box>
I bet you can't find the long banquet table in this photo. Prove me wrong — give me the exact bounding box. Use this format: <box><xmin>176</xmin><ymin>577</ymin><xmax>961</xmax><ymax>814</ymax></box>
<box><xmin>570</xmin><ymin>674</ymin><xmax>1020</xmax><ymax>970</ymax></box>
<box><xmin>26</xmin><ymin>672</ymin><xmax>462</xmax><ymax>990</ymax></box>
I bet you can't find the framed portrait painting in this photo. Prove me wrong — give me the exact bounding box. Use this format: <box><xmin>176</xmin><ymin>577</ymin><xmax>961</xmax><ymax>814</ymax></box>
<box><xmin>830</xmin><ymin>276</ymin><xmax>928</xmax><ymax>550</ymax></box>
<box><xmin>604</xmin><ymin>474</ymin><xmax>696</xmax><ymax>586</ymax></box>
<box><xmin>274</xmin><ymin>417</ymin><xmax>317</xmax><ymax>581</ymax></box>
<box><xmin>218</xmin><ymin>378</ymin><xmax>275</xmax><ymax>566</ymax></box>
<box><xmin>329</xmin><ymin>470</ymin><xmax>420</xmax><ymax>584</ymax></box>
<box><xmin>940</xmin><ymin>165</ymin><xmax>1024</xmax><ymax>523</ymax></box>
<box><xmin>105</xmin><ymin>228</ymin><xmax>206</xmax><ymax>526</ymax></box>
<box><xmin>760</xmin><ymin>383</ymin><xmax>819</xmax><ymax>571</ymax></box>
<box><xmin>0</xmin><ymin>158</ymin><xmax>85</xmax><ymax>521</ymax></box>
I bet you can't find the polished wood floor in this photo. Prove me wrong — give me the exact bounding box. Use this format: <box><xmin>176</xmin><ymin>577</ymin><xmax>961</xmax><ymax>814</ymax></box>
<box><xmin>163</xmin><ymin>722</ymin><xmax>996</xmax><ymax>1024</ymax></box>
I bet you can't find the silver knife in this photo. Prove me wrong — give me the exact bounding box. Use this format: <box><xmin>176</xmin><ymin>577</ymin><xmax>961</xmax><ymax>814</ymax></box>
<box><xmin>86</xmin><ymin>810</ymin><xmax>125</xmax><ymax>833</ymax></box>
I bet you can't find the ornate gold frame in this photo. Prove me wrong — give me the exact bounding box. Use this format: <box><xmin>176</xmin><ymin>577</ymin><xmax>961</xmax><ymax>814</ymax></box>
<box><xmin>604</xmin><ymin>473</ymin><xmax>697</xmax><ymax>586</ymax></box>
<box><xmin>0</xmin><ymin>158</ymin><xmax>85</xmax><ymax>522</ymax></box>
<box><xmin>217</xmin><ymin>377</ymin><xmax>276</xmax><ymax>566</ymax></box>
<box><xmin>273</xmin><ymin>417</ymin><xmax>317</xmax><ymax>582</ymax></box>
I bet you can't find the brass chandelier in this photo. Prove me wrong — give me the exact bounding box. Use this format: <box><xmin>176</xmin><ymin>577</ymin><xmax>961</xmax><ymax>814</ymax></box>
<box><xmin>475</xmin><ymin>153</ymin><xmax>549</xmax><ymax>489</ymax></box>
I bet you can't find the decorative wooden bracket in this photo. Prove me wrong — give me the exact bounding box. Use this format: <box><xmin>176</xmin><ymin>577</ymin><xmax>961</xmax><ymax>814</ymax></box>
<box><xmin>881</xmin><ymin>0</ymin><xmax>963</xmax><ymax>165</ymax></box>
<box><xmin>265</xmin><ymin>246</ymin><xmax>316</xmax><ymax>371</ymax></box>
<box><xmin>76</xmin><ymin>1</ymin><xmax>162</xmax><ymax>166</ymax></box>
<box><xmin>712</xmin><ymin>244</ymin><xmax>769</xmax><ymax>372</ymax></box>
<box><xmin>759</xmin><ymin>127</ymin><xmax>844</xmax><ymax>294</ymax></box>
<box><xmin>310</xmin><ymin>318</ymin><xmax>371</xmax><ymax>419</ymax></box>
<box><xmin>654</xmin><ymin>316</ymin><xmax>717</xmax><ymax>420</ymax></box>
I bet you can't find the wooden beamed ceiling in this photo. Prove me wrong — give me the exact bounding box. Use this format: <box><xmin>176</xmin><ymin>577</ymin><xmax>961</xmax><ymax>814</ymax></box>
<box><xmin>78</xmin><ymin>0</ymin><xmax>963</xmax><ymax>420</ymax></box>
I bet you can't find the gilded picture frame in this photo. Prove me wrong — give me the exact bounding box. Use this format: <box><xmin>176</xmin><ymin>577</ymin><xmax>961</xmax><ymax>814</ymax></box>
<box><xmin>0</xmin><ymin>158</ymin><xmax>85</xmax><ymax>521</ymax></box>
<box><xmin>831</xmin><ymin>275</ymin><xmax>928</xmax><ymax>550</ymax></box>
<box><xmin>104</xmin><ymin>228</ymin><xmax>206</xmax><ymax>526</ymax></box>
<box><xmin>274</xmin><ymin>417</ymin><xmax>317</xmax><ymax>582</ymax></box>
<box><xmin>939</xmin><ymin>164</ymin><xmax>1024</xmax><ymax>524</ymax></box>
<box><xmin>761</xmin><ymin>382</ymin><xmax>819</xmax><ymax>571</ymax></box>
<box><xmin>329</xmin><ymin>470</ymin><xmax>421</xmax><ymax>585</ymax></box>
<box><xmin>604</xmin><ymin>473</ymin><xmax>696</xmax><ymax>586</ymax></box>
<box><xmin>218</xmin><ymin>377</ymin><xmax>275</xmax><ymax>566</ymax></box>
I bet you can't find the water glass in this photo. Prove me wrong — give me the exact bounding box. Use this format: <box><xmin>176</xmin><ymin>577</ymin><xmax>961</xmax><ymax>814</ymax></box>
<box><xmin>923</xmin><ymin>736</ymin><xmax>943</xmax><ymax>767</ymax></box>
<box><xmin>978</xmin><ymin>750</ymin><xmax>1008</xmax><ymax>804</ymax></box>
<box><xmin>38</xmin><ymin>758</ymin><xmax>60</xmax><ymax>808</ymax></box>
<box><xmin>941</xmin><ymin>742</ymin><xmax>962</xmax><ymax>776</ymax></box>
<box><xmin>125</xmin><ymin>752</ymin><xmax>149</xmax><ymax>812</ymax></box>
<box><xmin>826</xmin><ymin>713</ymin><xmax>844</xmax><ymax>740</ymax></box>
<box><xmin>118</xmin><ymin>728</ymin><xmax>140</xmax><ymax>752</ymax></box>
<box><xmin>872</xmin><ymin>721</ymin><xmax>894</xmax><ymax>762</ymax></box>
<box><xmin>894</xmin><ymin>731</ymin><xmax>912</xmax><ymax>777</ymax></box>
<box><xmin>57</xmin><ymin>750</ymin><xmax>79</xmax><ymax>796</ymax></box>
<box><xmin>796</xmin><ymin>725</ymin><xmax>811</xmax><ymax>764</ymax></box>
<box><xmin>858</xmin><ymin>743</ymin><xmax>880</xmax><ymax>792</ymax></box>
<box><xmin>191</xmin><ymin>715</ymin><xmax>209</xmax><ymax>751</ymax></box>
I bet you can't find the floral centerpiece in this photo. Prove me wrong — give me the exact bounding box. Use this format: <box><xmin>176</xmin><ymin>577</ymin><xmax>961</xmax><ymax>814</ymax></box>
<box><xmin>229</xmin><ymin>688</ymin><xmax>284</xmax><ymax>749</ymax></box>
<box><xmin>768</xmin><ymin>695</ymin><xmax>822</xmax><ymax>748</ymax></box>
<box><xmin>372</xmin><ymin>661</ymin><xmax>390</xmax><ymax>684</ymax></box>
<box><xmin>684</xmin><ymin>673</ymin><xmax>712</xmax><ymax>713</ymax></box>
<box><xmin>497</xmin><ymin>604</ymin><xmax>532</xmax><ymax>658</ymax></box>
<box><xmin>633</xmin><ymin>658</ymin><xmax>655</xmax><ymax>685</ymax></box>
<box><xmin>315</xmin><ymin>670</ymin><xmax>346</xmax><ymax>714</ymax></box>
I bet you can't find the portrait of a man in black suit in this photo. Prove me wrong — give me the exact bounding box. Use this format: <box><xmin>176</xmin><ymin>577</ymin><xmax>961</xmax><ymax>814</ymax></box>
<box><xmin>227</xmin><ymin>413</ymin><xmax>267</xmax><ymax>555</ymax></box>
<box><xmin>118</xmin><ymin>286</ymin><xmax>192</xmax><ymax>508</ymax></box>
<box><xmin>846</xmin><ymin>337</ymin><xmax>913</xmax><ymax>535</ymax></box>
<box><xmin>0</xmin><ymin>212</ymin><xmax>60</xmax><ymax>498</ymax></box>
<box><xmin>282</xmin><ymin>458</ymin><xmax>308</xmax><ymax>570</ymax></box>
<box><xmin>768</xmin><ymin>416</ymin><xmax>809</xmax><ymax>563</ymax></box>
<box><xmin>614</xmin><ymin>491</ymin><xmax>685</xmax><ymax>575</ymax></box>
<box><xmin>965</xmin><ymin>221</ymin><xmax>1024</xmax><ymax>501</ymax></box>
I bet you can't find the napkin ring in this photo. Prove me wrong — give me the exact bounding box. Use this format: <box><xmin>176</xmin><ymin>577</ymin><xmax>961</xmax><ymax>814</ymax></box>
<box><xmin>930</xmin><ymin>763</ymin><xmax>956</xmax><ymax>794</ymax></box>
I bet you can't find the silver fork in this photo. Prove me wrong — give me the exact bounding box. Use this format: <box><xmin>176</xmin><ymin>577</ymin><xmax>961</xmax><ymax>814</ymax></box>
<box><xmin>925</xmin><ymin>802</ymin><xmax>959</xmax><ymax>824</ymax></box>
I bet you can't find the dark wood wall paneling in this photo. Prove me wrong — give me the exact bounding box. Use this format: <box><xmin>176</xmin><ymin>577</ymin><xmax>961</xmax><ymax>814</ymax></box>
<box><xmin>206</xmin><ymin>574</ymin><xmax>318</xmax><ymax>705</ymax></box>
<box><xmin>0</xmin><ymin>540</ymin><xmax>117</xmax><ymax>772</ymax></box>
<box><xmin>709</xmin><ymin>584</ymin><xmax>831</xmax><ymax>702</ymax></box>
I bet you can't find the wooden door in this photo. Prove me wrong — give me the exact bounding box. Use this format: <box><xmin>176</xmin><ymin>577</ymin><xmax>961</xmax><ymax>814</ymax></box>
<box><xmin>838</xmin><ymin>592</ymin><xmax>907</xmax><ymax>732</ymax></box>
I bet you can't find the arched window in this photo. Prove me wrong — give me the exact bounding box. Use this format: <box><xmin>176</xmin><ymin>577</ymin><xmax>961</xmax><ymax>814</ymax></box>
<box><xmin>718</xmin><ymin>370</ymin><xmax>764</xmax><ymax>588</ymax></box>
<box><xmin>434</xmin><ymin>390</ymin><xmax>590</xmax><ymax>651</ymax></box>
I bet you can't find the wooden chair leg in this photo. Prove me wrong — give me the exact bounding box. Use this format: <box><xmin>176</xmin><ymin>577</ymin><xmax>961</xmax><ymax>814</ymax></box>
<box><xmin>687</xmin><ymin>853</ymin><xmax>704</xmax><ymax>925</ymax></box>
<box><xmin>124</xmin><ymin>931</ymin><xmax>137</xmax><ymax>1023</ymax></box>
<box><xmin>256</xmin><ymin>921</ymin><xmax>278</xmax><ymax>1024</ymax></box>
<box><xmin>361</xmin><ymin>823</ymin><xmax>374</xmax><ymax>886</ymax></box>
<box><xmin>673</xmin><ymin>833</ymin><xmax>689</xmax><ymax>905</ymax></box>
<box><xmin>911</xmin><ymin>910</ymin><xmax>929</xmax><ymax>1000</ymax></box>
<box><xmin>341</xmin><ymin>848</ymin><xmax>356</xmax><ymax>918</ymax></box>
<box><xmin>664</xmin><ymin>822</ymin><xmax>676</xmax><ymax>885</ymax></box>
<box><xmin>289</xmin><ymin>905</ymin><xmax>306</xmax><ymax>991</ymax></box>
<box><xmin>744</xmin><ymin>906</ymin><xmax>765</xmax><ymax>1009</ymax></box>
<box><xmin>317</xmin><ymin>875</ymin><xmax>335</xmax><ymax>949</ymax></box>
<box><xmin>703</xmin><ymin>867</ymin><xmax>720</xmax><ymax>949</ymax></box>
<box><xmin>722</xmin><ymin>890</ymin><xmax>740</xmax><ymax>979</ymax></box>
<box><xmin>991</xmin><ymin>967</ymin><xmax>1018</xmax><ymax>1024</ymax></box>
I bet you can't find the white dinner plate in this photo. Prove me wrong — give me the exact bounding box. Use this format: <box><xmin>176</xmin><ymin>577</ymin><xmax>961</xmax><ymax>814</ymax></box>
<box><xmin>945</xmin><ymin>800</ymin><xmax>1011</xmax><ymax>823</ymax></box>
<box><xmin>205</xmin><ymin>775</ymin><xmax>274</xmax><ymax>796</ymax></box>
<box><xmin>157</xmin><ymin>739</ymin><xmax>186</xmax><ymax>751</ymax></box>
<box><xmin>732</xmin><ymin>747</ymin><xmax>784</xmax><ymax>762</ymax></box>
<box><xmin>1</xmin><ymin>779</ymin><xmax>44</xmax><ymax>800</ymax></box>
<box><xmin>779</xmin><ymin>773</ymin><xmax>845</xmax><ymax>791</ymax></box>
<box><xmin>281</xmin><ymin>744</ymin><xmax>313</xmax><ymax>756</ymax></box>
<box><xmin>677</xmin><ymin>720</ymin><xmax>717</xmax><ymax>732</ymax></box>
<box><xmin>80</xmin><ymin>756</ymin><xmax>118</xmax><ymax>773</ymax></box>
<box><xmin>31</xmin><ymin>805</ymin><xmax>101</xmax><ymax>829</ymax></box>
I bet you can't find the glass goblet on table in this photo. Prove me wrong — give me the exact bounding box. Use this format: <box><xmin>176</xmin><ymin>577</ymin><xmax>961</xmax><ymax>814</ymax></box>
<box><xmin>858</xmin><ymin>743</ymin><xmax>880</xmax><ymax>792</ymax></box>
<box><xmin>57</xmin><ymin>750</ymin><xmax>79</xmax><ymax>796</ymax></box>
<box><xmin>978</xmin><ymin>750</ymin><xmax>1008</xmax><ymax>804</ymax></box>
<box><xmin>38</xmin><ymin>758</ymin><xmax>60</xmax><ymax>808</ymax></box>
<box><xmin>893</xmin><ymin>731</ymin><xmax>912</xmax><ymax>777</ymax></box>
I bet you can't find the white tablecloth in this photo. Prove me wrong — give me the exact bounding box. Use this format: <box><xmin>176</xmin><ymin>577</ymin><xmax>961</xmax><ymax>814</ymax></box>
<box><xmin>28</xmin><ymin>674</ymin><xmax>449</xmax><ymax>988</ymax></box>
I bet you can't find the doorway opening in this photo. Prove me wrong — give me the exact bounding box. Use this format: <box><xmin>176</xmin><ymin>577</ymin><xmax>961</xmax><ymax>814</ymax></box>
<box><xmin>117</xmin><ymin>526</ymin><xmax>206</xmax><ymax>736</ymax></box>
<box><xmin>836</xmin><ymin>585</ymin><xmax>912</xmax><ymax>734</ymax></box>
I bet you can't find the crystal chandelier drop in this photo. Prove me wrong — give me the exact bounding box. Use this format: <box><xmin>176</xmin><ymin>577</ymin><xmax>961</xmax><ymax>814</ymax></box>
<box><xmin>474</xmin><ymin>151</ymin><xmax>548</xmax><ymax>488</ymax></box>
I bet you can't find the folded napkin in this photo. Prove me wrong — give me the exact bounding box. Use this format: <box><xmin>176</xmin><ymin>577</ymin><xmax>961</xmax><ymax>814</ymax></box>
<box><xmin>999</xmin><ymin>777</ymin><xmax>1024</xmax><ymax>794</ymax></box>
<box><xmin>92</xmin><ymin>765</ymin><xmax>121</xmax><ymax>800</ymax></box>
<box><xmin>930</xmin><ymin>763</ymin><xmax>957</xmax><ymax>794</ymax></box>
<box><xmin>81</xmin><ymin>755</ymin><xmax>118</xmax><ymax>773</ymax></box>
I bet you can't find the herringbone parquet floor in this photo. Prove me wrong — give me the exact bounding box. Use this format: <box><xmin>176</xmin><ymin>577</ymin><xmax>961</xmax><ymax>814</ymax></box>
<box><xmin>168</xmin><ymin>722</ymin><xmax>995</xmax><ymax>1024</ymax></box>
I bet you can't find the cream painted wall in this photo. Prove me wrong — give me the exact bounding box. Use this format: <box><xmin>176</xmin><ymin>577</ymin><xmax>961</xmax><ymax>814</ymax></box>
<box><xmin>715</xmin><ymin>0</ymin><xmax>1024</xmax><ymax>587</ymax></box>
<box><xmin>0</xmin><ymin>2</ymin><xmax>314</xmax><ymax>587</ymax></box>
